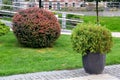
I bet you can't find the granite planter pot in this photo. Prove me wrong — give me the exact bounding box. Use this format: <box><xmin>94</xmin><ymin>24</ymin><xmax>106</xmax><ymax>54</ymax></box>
<box><xmin>82</xmin><ymin>52</ymin><xmax>106</xmax><ymax>74</ymax></box>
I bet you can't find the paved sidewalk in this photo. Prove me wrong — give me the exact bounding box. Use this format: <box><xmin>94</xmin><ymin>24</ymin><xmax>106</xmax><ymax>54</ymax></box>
<box><xmin>0</xmin><ymin>64</ymin><xmax>120</xmax><ymax>80</ymax></box>
<box><xmin>61</xmin><ymin>74</ymin><xmax>119</xmax><ymax>80</ymax></box>
<box><xmin>61</xmin><ymin>29</ymin><xmax>120</xmax><ymax>37</ymax></box>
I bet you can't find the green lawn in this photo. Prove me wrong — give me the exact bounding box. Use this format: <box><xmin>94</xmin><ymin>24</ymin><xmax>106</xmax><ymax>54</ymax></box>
<box><xmin>0</xmin><ymin>32</ymin><xmax>120</xmax><ymax>76</ymax></box>
<box><xmin>66</xmin><ymin>15</ymin><xmax>120</xmax><ymax>32</ymax></box>
<box><xmin>83</xmin><ymin>16</ymin><xmax>120</xmax><ymax>32</ymax></box>
<box><xmin>1</xmin><ymin>17</ymin><xmax>12</xmax><ymax>21</ymax></box>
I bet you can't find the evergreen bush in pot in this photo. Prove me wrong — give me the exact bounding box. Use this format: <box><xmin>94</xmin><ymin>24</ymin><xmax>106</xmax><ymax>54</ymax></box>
<box><xmin>71</xmin><ymin>23</ymin><xmax>113</xmax><ymax>74</ymax></box>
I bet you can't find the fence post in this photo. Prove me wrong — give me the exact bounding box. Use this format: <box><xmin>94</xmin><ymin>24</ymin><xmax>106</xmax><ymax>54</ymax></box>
<box><xmin>62</xmin><ymin>12</ymin><xmax>66</xmax><ymax>29</ymax></box>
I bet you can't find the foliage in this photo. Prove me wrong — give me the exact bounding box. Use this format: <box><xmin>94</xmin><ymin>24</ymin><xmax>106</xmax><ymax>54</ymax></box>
<box><xmin>0</xmin><ymin>21</ymin><xmax>10</xmax><ymax>36</ymax></box>
<box><xmin>2</xmin><ymin>0</ymin><xmax>13</xmax><ymax>10</ymax></box>
<box><xmin>71</xmin><ymin>23</ymin><xmax>113</xmax><ymax>55</ymax></box>
<box><xmin>67</xmin><ymin>14</ymin><xmax>80</xmax><ymax>19</ymax></box>
<box><xmin>12</xmin><ymin>7</ymin><xmax>61</xmax><ymax>48</ymax></box>
<box><xmin>2</xmin><ymin>0</ymin><xmax>12</xmax><ymax>5</ymax></box>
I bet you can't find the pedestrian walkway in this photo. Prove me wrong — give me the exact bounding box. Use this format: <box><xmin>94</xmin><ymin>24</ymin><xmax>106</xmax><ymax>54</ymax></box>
<box><xmin>61</xmin><ymin>74</ymin><xmax>119</xmax><ymax>80</ymax></box>
<box><xmin>0</xmin><ymin>64</ymin><xmax>120</xmax><ymax>80</ymax></box>
<box><xmin>61</xmin><ymin>29</ymin><xmax>120</xmax><ymax>37</ymax></box>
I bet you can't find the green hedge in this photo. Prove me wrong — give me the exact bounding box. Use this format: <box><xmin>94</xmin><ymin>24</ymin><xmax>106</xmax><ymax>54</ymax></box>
<box><xmin>0</xmin><ymin>21</ymin><xmax>10</xmax><ymax>36</ymax></box>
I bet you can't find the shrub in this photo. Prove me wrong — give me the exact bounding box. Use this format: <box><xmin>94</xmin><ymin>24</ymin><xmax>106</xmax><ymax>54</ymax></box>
<box><xmin>1</xmin><ymin>0</ymin><xmax>13</xmax><ymax>10</ymax></box>
<box><xmin>0</xmin><ymin>21</ymin><xmax>10</xmax><ymax>36</ymax></box>
<box><xmin>12</xmin><ymin>7</ymin><xmax>61</xmax><ymax>48</ymax></box>
<box><xmin>71</xmin><ymin>23</ymin><xmax>113</xmax><ymax>55</ymax></box>
<box><xmin>67</xmin><ymin>14</ymin><xmax>80</xmax><ymax>19</ymax></box>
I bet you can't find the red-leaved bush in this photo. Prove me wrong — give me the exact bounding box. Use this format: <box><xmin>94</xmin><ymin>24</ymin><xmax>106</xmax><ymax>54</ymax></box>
<box><xmin>12</xmin><ymin>7</ymin><xmax>61</xmax><ymax>48</ymax></box>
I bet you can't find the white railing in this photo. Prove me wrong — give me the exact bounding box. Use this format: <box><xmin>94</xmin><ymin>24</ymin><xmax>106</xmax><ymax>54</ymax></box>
<box><xmin>0</xmin><ymin>4</ymin><xmax>23</xmax><ymax>16</ymax></box>
<box><xmin>106</xmin><ymin>2</ymin><xmax>120</xmax><ymax>8</ymax></box>
<box><xmin>0</xmin><ymin>4</ymin><xmax>84</xmax><ymax>29</ymax></box>
<box><xmin>53</xmin><ymin>11</ymin><xmax>84</xmax><ymax>28</ymax></box>
<box><xmin>0</xmin><ymin>4</ymin><xmax>22</xmax><ymax>8</ymax></box>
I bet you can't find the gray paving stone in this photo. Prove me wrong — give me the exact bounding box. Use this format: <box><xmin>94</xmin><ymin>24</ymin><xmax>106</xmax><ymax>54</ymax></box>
<box><xmin>0</xmin><ymin>64</ymin><xmax>119</xmax><ymax>80</ymax></box>
<box><xmin>60</xmin><ymin>74</ymin><xmax>119</xmax><ymax>80</ymax></box>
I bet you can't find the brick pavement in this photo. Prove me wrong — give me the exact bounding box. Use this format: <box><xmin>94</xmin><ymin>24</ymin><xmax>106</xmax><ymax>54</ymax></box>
<box><xmin>0</xmin><ymin>64</ymin><xmax>120</xmax><ymax>80</ymax></box>
<box><xmin>60</xmin><ymin>74</ymin><xmax>119</xmax><ymax>80</ymax></box>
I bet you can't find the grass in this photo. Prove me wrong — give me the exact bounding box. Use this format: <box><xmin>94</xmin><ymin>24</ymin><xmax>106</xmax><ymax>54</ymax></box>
<box><xmin>0</xmin><ymin>32</ymin><xmax>120</xmax><ymax>76</ymax></box>
<box><xmin>83</xmin><ymin>16</ymin><xmax>120</xmax><ymax>32</ymax></box>
<box><xmin>66</xmin><ymin>15</ymin><xmax>120</xmax><ymax>32</ymax></box>
<box><xmin>0</xmin><ymin>16</ymin><xmax>12</xmax><ymax>21</ymax></box>
<box><xmin>0</xmin><ymin>32</ymin><xmax>81</xmax><ymax>76</ymax></box>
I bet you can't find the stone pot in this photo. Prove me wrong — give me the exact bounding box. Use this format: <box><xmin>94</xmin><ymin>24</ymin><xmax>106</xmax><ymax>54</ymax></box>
<box><xmin>82</xmin><ymin>52</ymin><xmax>106</xmax><ymax>74</ymax></box>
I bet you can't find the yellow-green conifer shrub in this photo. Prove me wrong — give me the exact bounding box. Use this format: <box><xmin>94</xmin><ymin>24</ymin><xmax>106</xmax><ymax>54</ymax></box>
<box><xmin>71</xmin><ymin>23</ymin><xmax>113</xmax><ymax>55</ymax></box>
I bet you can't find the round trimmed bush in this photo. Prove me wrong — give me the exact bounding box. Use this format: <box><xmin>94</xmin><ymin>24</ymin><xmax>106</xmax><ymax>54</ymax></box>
<box><xmin>12</xmin><ymin>7</ymin><xmax>61</xmax><ymax>48</ymax></box>
<box><xmin>0</xmin><ymin>21</ymin><xmax>10</xmax><ymax>36</ymax></box>
<box><xmin>71</xmin><ymin>23</ymin><xmax>113</xmax><ymax>55</ymax></box>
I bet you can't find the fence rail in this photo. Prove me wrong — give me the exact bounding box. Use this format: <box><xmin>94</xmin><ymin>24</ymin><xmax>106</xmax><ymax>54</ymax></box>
<box><xmin>0</xmin><ymin>4</ymin><xmax>22</xmax><ymax>8</ymax></box>
<box><xmin>0</xmin><ymin>4</ymin><xmax>84</xmax><ymax>29</ymax></box>
<box><xmin>106</xmin><ymin>2</ymin><xmax>120</xmax><ymax>8</ymax></box>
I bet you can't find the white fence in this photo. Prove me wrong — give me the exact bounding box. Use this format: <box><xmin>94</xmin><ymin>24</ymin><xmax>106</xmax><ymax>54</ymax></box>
<box><xmin>0</xmin><ymin>4</ymin><xmax>84</xmax><ymax>29</ymax></box>
<box><xmin>53</xmin><ymin>11</ymin><xmax>84</xmax><ymax>28</ymax></box>
<box><xmin>106</xmin><ymin>2</ymin><xmax>120</xmax><ymax>8</ymax></box>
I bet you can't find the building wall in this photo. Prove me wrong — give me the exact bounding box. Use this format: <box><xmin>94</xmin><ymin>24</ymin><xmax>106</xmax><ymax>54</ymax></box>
<box><xmin>13</xmin><ymin>0</ymin><xmax>25</xmax><ymax>2</ymax></box>
<box><xmin>13</xmin><ymin>0</ymin><xmax>84</xmax><ymax>10</ymax></box>
<box><xmin>42</xmin><ymin>0</ymin><xmax>84</xmax><ymax>10</ymax></box>
<box><xmin>0</xmin><ymin>0</ymin><xmax>2</xmax><ymax>3</ymax></box>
